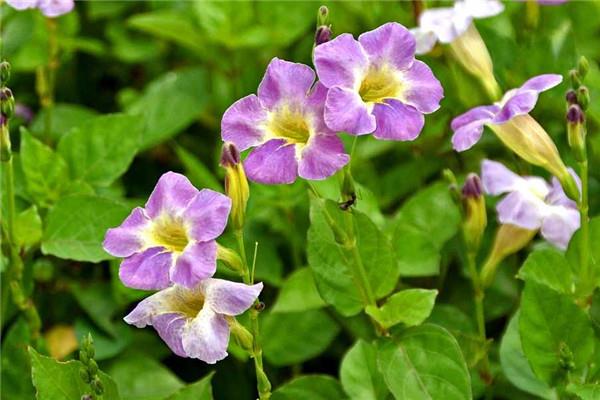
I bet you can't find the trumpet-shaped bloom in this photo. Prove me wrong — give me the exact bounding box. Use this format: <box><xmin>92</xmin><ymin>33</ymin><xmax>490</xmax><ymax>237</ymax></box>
<box><xmin>313</xmin><ymin>22</ymin><xmax>443</xmax><ymax>141</ymax></box>
<box><xmin>481</xmin><ymin>159</ymin><xmax>580</xmax><ymax>249</ymax></box>
<box><xmin>6</xmin><ymin>0</ymin><xmax>74</xmax><ymax>17</ymax></box>
<box><xmin>103</xmin><ymin>172</ymin><xmax>232</xmax><ymax>290</ymax></box>
<box><xmin>221</xmin><ymin>58</ymin><xmax>349</xmax><ymax>184</ymax></box>
<box><xmin>125</xmin><ymin>279</ymin><xmax>263</xmax><ymax>364</ymax></box>
<box><xmin>410</xmin><ymin>0</ymin><xmax>504</xmax><ymax>55</ymax></box>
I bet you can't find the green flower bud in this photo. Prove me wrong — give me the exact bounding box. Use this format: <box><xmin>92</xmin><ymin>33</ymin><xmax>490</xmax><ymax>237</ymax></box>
<box><xmin>569</xmin><ymin>69</ymin><xmax>581</xmax><ymax>89</ymax></box>
<box><xmin>317</xmin><ymin>5</ymin><xmax>329</xmax><ymax>27</ymax></box>
<box><xmin>0</xmin><ymin>61</ymin><xmax>10</xmax><ymax>86</ymax></box>
<box><xmin>566</xmin><ymin>104</ymin><xmax>586</xmax><ymax>162</ymax></box>
<box><xmin>0</xmin><ymin>88</ymin><xmax>15</xmax><ymax>119</ymax></box>
<box><xmin>461</xmin><ymin>174</ymin><xmax>487</xmax><ymax>252</ymax></box>
<box><xmin>221</xmin><ymin>143</ymin><xmax>249</xmax><ymax>231</ymax></box>
<box><xmin>577</xmin><ymin>56</ymin><xmax>589</xmax><ymax>79</ymax></box>
<box><xmin>228</xmin><ymin>318</ymin><xmax>254</xmax><ymax>354</ymax></box>
<box><xmin>79</xmin><ymin>367</ymin><xmax>91</xmax><ymax>384</ymax></box>
<box><xmin>91</xmin><ymin>377</ymin><xmax>104</xmax><ymax>395</ymax></box>
<box><xmin>88</xmin><ymin>359</ymin><xmax>98</xmax><ymax>375</ymax></box>
<box><xmin>576</xmin><ymin>86</ymin><xmax>590</xmax><ymax>110</ymax></box>
<box><xmin>216</xmin><ymin>243</ymin><xmax>244</xmax><ymax>274</ymax></box>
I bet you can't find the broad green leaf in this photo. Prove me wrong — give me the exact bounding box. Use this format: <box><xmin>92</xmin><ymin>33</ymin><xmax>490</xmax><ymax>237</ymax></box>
<box><xmin>173</xmin><ymin>144</ymin><xmax>221</xmax><ymax>191</ymax></box>
<box><xmin>272</xmin><ymin>268</ymin><xmax>326</xmax><ymax>313</ymax></box>
<box><xmin>499</xmin><ymin>312</ymin><xmax>557</xmax><ymax>400</ymax></box>
<box><xmin>519</xmin><ymin>282</ymin><xmax>595</xmax><ymax>385</ymax></box>
<box><xmin>567</xmin><ymin>216</ymin><xmax>600</xmax><ymax>290</ymax></box>
<box><xmin>71</xmin><ymin>282</ymin><xmax>119</xmax><ymax>336</ymax></box>
<box><xmin>307</xmin><ymin>198</ymin><xmax>399</xmax><ymax>316</ymax></box>
<box><xmin>107</xmin><ymin>353</ymin><xmax>183</xmax><ymax>400</ymax></box>
<box><xmin>30</xmin><ymin>103</ymin><xmax>99</xmax><ymax>142</ymax></box>
<box><xmin>20</xmin><ymin>129</ymin><xmax>70</xmax><ymax>207</ymax></box>
<box><xmin>340</xmin><ymin>340</ymin><xmax>389</xmax><ymax>400</ymax></box>
<box><xmin>14</xmin><ymin>206</ymin><xmax>42</xmax><ymax>248</ymax></box>
<box><xmin>271</xmin><ymin>375</ymin><xmax>347</xmax><ymax>400</ymax></box>
<box><xmin>392</xmin><ymin>183</ymin><xmax>461</xmax><ymax>276</ymax></box>
<box><xmin>41</xmin><ymin>195</ymin><xmax>130</xmax><ymax>262</ymax></box>
<box><xmin>377</xmin><ymin>324</ymin><xmax>472</xmax><ymax>400</ymax></box>
<box><xmin>262</xmin><ymin>309</ymin><xmax>340</xmax><ymax>366</ymax></box>
<box><xmin>166</xmin><ymin>373</ymin><xmax>214</xmax><ymax>400</ymax></box>
<box><xmin>57</xmin><ymin>114</ymin><xmax>143</xmax><ymax>187</ymax></box>
<box><xmin>126</xmin><ymin>67</ymin><xmax>208</xmax><ymax>149</ymax></box>
<box><xmin>366</xmin><ymin>289</ymin><xmax>438</xmax><ymax>329</ymax></box>
<box><xmin>567</xmin><ymin>383</ymin><xmax>600</xmax><ymax>400</ymax></box>
<box><xmin>1</xmin><ymin>319</ymin><xmax>34</xmax><ymax>399</ymax></box>
<box><xmin>517</xmin><ymin>248</ymin><xmax>574</xmax><ymax>294</ymax></box>
<box><xmin>29</xmin><ymin>347</ymin><xmax>120</xmax><ymax>400</ymax></box>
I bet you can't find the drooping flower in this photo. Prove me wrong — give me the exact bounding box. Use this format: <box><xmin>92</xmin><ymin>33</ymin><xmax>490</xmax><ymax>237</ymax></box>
<box><xmin>481</xmin><ymin>159</ymin><xmax>580</xmax><ymax>249</ymax></box>
<box><xmin>103</xmin><ymin>172</ymin><xmax>232</xmax><ymax>290</ymax></box>
<box><xmin>313</xmin><ymin>22</ymin><xmax>443</xmax><ymax>141</ymax></box>
<box><xmin>221</xmin><ymin>58</ymin><xmax>349</xmax><ymax>185</ymax></box>
<box><xmin>124</xmin><ymin>278</ymin><xmax>263</xmax><ymax>364</ymax></box>
<box><xmin>6</xmin><ymin>0</ymin><xmax>74</xmax><ymax>17</ymax></box>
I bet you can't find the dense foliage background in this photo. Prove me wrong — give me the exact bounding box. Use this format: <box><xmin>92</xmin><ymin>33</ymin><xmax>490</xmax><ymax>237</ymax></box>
<box><xmin>2</xmin><ymin>1</ymin><xmax>600</xmax><ymax>399</ymax></box>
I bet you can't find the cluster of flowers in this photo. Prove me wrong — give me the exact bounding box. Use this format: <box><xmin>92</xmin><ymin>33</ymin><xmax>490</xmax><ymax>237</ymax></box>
<box><xmin>99</xmin><ymin>0</ymin><xmax>579</xmax><ymax>365</ymax></box>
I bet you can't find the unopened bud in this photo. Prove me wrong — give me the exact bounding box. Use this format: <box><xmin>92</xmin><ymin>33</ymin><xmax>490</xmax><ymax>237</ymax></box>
<box><xmin>317</xmin><ymin>5</ymin><xmax>329</xmax><ymax>26</ymax></box>
<box><xmin>216</xmin><ymin>243</ymin><xmax>244</xmax><ymax>274</ymax></box>
<box><xmin>461</xmin><ymin>174</ymin><xmax>487</xmax><ymax>252</ymax></box>
<box><xmin>221</xmin><ymin>143</ymin><xmax>249</xmax><ymax>231</ymax></box>
<box><xmin>90</xmin><ymin>377</ymin><xmax>104</xmax><ymax>395</ymax></box>
<box><xmin>315</xmin><ymin>25</ymin><xmax>332</xmax><ymax>46</ymax></box>
<box><xmin>577</xmin><ymin>56</ymin><xmax>589</xmax><ymax>79</ymax></box>
<box><xmin>567</xmin><ymin>103</ymin><xmax>587</xmax><ymax>163</ymax></box>
<box><xmin>576</xmin><ymin>86</ymin><xmax>590</xmax><ymax>110</ymax></box>
<box><xmin>0</xmin><ymin>88</ymin><xmax>15</xmax><ymax>119</ymax></box>
<box><xmin>569</xmin><ymin>69</ymin><xmax>581</xmax><ymax>89</ymax></box>
<box><xmin>79</xmin><ymin>367</ymin><xmax>91</xmax><ymax>383</ymax></box>
<box><xmin>228</xmin><ymin>318</ymin><xmax>254</xmax><ymax>354</ymax></box>
<box><xmin>558</xmin><ymin>342</ymin><xmax>575</xmax><ymax>371</ymax></box>
<box><xmin>88</xmin><ymin>359</ymin><xmax>98</xmax><ymax>375</ymax></box>
<box><xmin>565</xmin><ymin>89</ymin><xmax>578</xmax><ymax>105</ymax></box>
<box><xmin>0</xmin><ymin>61</ymin><xmax>10</xmax><ymax>85</ymax></box>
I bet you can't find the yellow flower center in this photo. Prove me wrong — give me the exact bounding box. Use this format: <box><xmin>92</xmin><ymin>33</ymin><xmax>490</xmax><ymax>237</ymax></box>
<box><xmin>267</xmin><ymin>106</ymin><xmax>311</xmax><ymax>145</ymax></box>
<box><xmin>170</xmin><ymin>287</ymin><xmax>205</xmax><ymax>318</ymax></box>
<box><xmin>150</xmin><ymin>216</ymin><xmax>189</xmax><ymax>253</ymax></box>
<box><xmin>359</xmin><ymin>67</ymin><xmax>403</xmax><ymax>104</ymax></box>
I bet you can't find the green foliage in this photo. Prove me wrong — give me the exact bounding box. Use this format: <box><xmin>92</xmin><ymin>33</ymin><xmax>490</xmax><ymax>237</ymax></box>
<box><xmin>271</xmin><ymin>375</ymin><xmax>347</xmax><ymax>400</ymax></box>
<box><xmin>271</xmin><ymin>267</ymin><xmax>326</xmax><ymax>313</ymax></box>
<box><xmin>366</xmin><ymin>289</ymin><xmax>438</xmax><ymax>329</ymax></box>
<box><xmin>340</xmin><ymin>340</ymin><xmax>389</xmax><ymax>400</ymax></box>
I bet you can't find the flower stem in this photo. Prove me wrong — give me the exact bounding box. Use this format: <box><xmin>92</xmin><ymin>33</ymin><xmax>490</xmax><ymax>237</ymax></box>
<box><xmin>36</xmin><ymin>19</ymin><xmax>59</xmax><ymax>140</ymax></box>
<box><xmin>234</xmin><ymin>229</ymin><xmax>272</xmax><ymax>400</ymax></box>
<box><xmin>577</xmin><ymin>158</ymin><xmax>591</xmax><ymax>297</ymax></box>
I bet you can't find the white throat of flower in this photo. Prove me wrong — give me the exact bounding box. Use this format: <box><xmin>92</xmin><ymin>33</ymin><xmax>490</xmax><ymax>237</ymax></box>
<box><xmin>143</xmin><ymin>213</ymin><xmax>191</xmax><ymax>254</ymax></box>
<box><xmin>264</xmin><ymin>103</ymin><xmax>316</xmax><ymax>157</ymax></box>
<box><xmin>356</xmin><ymin>65</ymin><xmax>405</xmax><ymax>110</ymax></box>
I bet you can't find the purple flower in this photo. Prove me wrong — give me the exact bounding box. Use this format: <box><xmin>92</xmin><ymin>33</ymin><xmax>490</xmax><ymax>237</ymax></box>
<box><xmin>6</xmin><ymin>0</ymin><xmax>73</xmax><ymax>17</ymax></box>
<box><xmin>103</xmin><ymin>172</ymin><xmax>232</xmax><ymax>290</ymax></box>
<box><xmin>124</xmin><ymin>279</ymin><xmax>263</xmax><ymax>364</ymax></box>
<box><xmin>314</xmin><ymin>22</ymin><xmax>443</xmax><ymax>141</ymax></box>
<box><xmin>221</xmin><ymin>58</ymin><xmax>349</xmax><ymax>185</ymax></box>
<box><xmin>481</xmin><ymin>159</ymin><xmax>580</xmax><ymax>249</ymax></box>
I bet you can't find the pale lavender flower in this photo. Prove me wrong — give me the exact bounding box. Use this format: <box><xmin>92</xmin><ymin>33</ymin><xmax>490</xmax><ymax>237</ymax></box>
<box><xmin>221</xmin><ymin>58</ymin><xmax>349</xmax><ymax>184</ymax></box>
<box><xmin>6</xmin><ymin>0</ymin><xmax>74</xmax><ymax>17</ymax></box>
<box><xmin>481</xmin><ymin>159</ymin><xmax>580</xmax><ymax>249</ymax></box>
<box><xmin>124</xmin><ymin>279</ymin><xmax>263</xmax><ymax>364</ymax></box>
<box><xmin>103</xmin><ymin>172</ymin><xmax>231</xmax><ymax>290</ymax></box>
<box><xmin>410</xmin><ymin>0</ymin><xmax>504</xmax><ymax>55</ymax></box>
<box><xmin>314</xmin><ymin>22</ymin><xmax>443</xmax><ymax>141</ymax></box>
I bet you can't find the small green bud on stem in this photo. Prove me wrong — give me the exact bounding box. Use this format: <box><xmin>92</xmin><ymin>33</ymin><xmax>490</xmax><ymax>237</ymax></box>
<box><xmin>221</xmin><ymin>143</ymin><xmax>249</xmax><ymax>232</ymax></box>
<box><xmin>461</xmin><ymin>174</ymin><xmax>487</xmax><ymax>253</ymax></box>
<box><xmin>567</xmin><ymin>104</ymin><xmax>586</xmax><ymax>162</ymax></box>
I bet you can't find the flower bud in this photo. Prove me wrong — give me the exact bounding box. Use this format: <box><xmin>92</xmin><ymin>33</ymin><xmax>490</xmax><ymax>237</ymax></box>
<box><xmin>577</xmin><ymin>56</ymin><xmax>589</xmax><ymax>79</ymax></box>
<box><xmin>220</xmin><ymin>143</ymin><xmax>249</xmax><ymax>231</ymax></box>
<box><xmin>576</xmin><ymin>86</ymin><xmax>590</xmax><ymax>110</ymax></box>
<box><xmin>91</xmin><ymin>377</ymin><xmax>104</xmax><ymax>395</ymax></box>
<box><xmin>315</xmin><ymin>25</ymin><xmax>332</xmax><ymax>46</ymax></box>
<box><xmin>216</xmin><ymin>243</ymin><xmax>244</xmax><ymax>274</ymax></box>
<box><xmin>79</xmin><ymin>367</ymin><xmax>91</xmax><ymax>384</ymax></box>
<box><xmin>569</xmin><ymin>69</ymin><xmax>581</xmax><ymax>89</ymax></box>
<box><xmin>0</xmin><ymin>88</ymin><xmax>15</xmax><ymax>119</ymax></box>
<box><xmin>228</xmin><ymin>318</ymin><xmax>254</xmax><ymax>354</ymax></box>
<box><xmin>567</xmin><ymin>104</ymin><xmax>586</xmax><ymax>162</ymax></box>
<box><xmin>480</xmin><ymin>224</ymin><xmax>536</xmax><ymax>287</ymax></box>
<box><xmin>461</xmin><ymin>174</ymin><xmax>487</xmax><ymax>252</ymax></box>
<box><xmin>88</xmin><ymin>359</ymin><xmax>98</xmax><ymax>375</ymax></box>
<box><xmin>565</xmin><ymin>89</ymin><xmax>577</xmax><ymax>105</ymax></box>
<box><xmin>317</xmin><ymin>5</ymin><xmax>329</xmax><ymax>26</ymax></box>
<box><xmin>0</xmin><ymin>61</ymin><xmax>10</xmax><ymax>85</ymax></box>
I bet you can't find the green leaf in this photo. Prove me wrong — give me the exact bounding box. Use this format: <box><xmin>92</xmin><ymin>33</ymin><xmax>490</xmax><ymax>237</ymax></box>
<box><xmin>41</xmin><ymin>195</ymin><xmax>131</xmax><ymax>262</ymax></box>
<box><xmin>567</xmin><ymin>216</ymin><xmax>600</xmax><ymax>289</ymax></box>
<box><xmin>517</xmin><ymin>248</ymin><xmax>574</xmax><ymax>294</ymax></box>
<box><xmin>173</xmin><ymin>144</ymin><xmax>221</xmax><ymax>191</ymax></box>
<box><xmin>307</xmin><ymin>198</ymin><xmax>400</xmax><ymax>316</ymax></box>
<box><xmin>340</xmin><ymin>340</ymin><xmax>389</xmax><ymax>400</ymax></box>
<box><xmin>1</xmin><ymin>319</ymin><xmax>34</xmax><ymax>399</ymax></box>
<box><xmin>377</xmin><ymin>324</ymin><xmax>472</xmax><ymax>400</ymax></box>
<box><xmin>567</xmin><ymin>383</ymin><xmax>600</xmax><ymax>400</ymax></box>
<box><xmin>71</xmin><ymin>282</ymin><xmax>119</xmax><ymax>336</ymax></box>
<box><xmin>30</xmin><ymin>103</ymin><xmax>99</xmax><ymax>142</ymax></box>
<box><xmin>262</xmin><ymin>309</ymin><xmax>340</xmax><ymax>366</ymax></box>
<box><xmin>499</xmin><ymin>312</ymin><xmax>556</xmax><ymax>400</ymax></box>
<box><xmin>271</xmin><ymin>375</ymin><xmax>347</xmax><ymax>400</ymax></box>
<box><xmin>167</xmin><ymin>373</ymin><xmax>214</xmax><ymax>400</ymax></box>
<box><xmin>20</xmin><ymin>129</ymin><xmax>70</xmax><ymax>207</ymax></box>
<box><xmin>392</xmin><ymin>183</ymin><xmax>461</xmax><ymax>276</ymax></box>
<box><xmin>126</xmin><ymin>67</ymin><xmax>208</xmax><ymax>149</ymax></box>
<box><xmin>14</xmin><ymin>206</ymin><xmax>42</xmax><ymax>248</ymax></box>
<box><xmin>29</xmin><ymin>347</ymin><xmax>120</xmax><ymax>400</ymax></box>
<box><xmin>519</xmin><ymin>282</ymin><xmax>595</xmax><ymax>385</ymax></box>
<box><xmin>57</xmin><ymin>114</ymin><xmax>143</xmax><ymax>187</ymax></box>
<box><xmin>366</xmin><ymin>289</ymin><xmax>438</xmax><ymax>329</ymax></box>
<box><xmin>272</xmin><ymin>268</ymin><xmax>326</xmax><ymax>313</ymax></box>
<box><xmin>107</xmin><ymin>353</ymin><xmax>183</xmax><ymax>400</ymax></box>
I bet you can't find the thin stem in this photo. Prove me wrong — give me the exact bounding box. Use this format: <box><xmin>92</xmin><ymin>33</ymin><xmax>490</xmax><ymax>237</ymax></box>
<box><xmin>578</xmin><ymin>159</ymin><xmax>591</xmax><ymax>296</ymax></box>
<box><xmin>234</xmin><ymin>229</ymin><xmax>271</xmax><ymax>400</ymax></box>
<box><xmin>37</xmin><ymin>19</ymin><xmax>59</xmax><ymax>140</ymax></box>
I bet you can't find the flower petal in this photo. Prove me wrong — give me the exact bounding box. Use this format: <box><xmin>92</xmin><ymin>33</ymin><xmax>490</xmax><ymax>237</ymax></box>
<box><xmin>481</xmin><ymin>159</ymin><xmax>524</xmax><ymax>195</ymax></box>
<box><xmin>520</xmin><ymin>74</ymin><xmax>563</xmax><ymax>92</ymax></box>
<box><xmin>38</xmin><ymin>0</ymin><xmax>74</xmax><ymax>17</ymax></box>
<box><xmin>183</xmin><ymin>190</ymin><xmax>231</xmax><ymax>242</ymax></box>
<box><xmin>181</xmin><ymin>307</ymin><xmax>230</xmax><ymax>364</ymax></box>
<box><xmin>493</xmin><ymin>91</ymin><xmax>539</xmax><ymax>123</ymax></box>
<box><xmin>410</xmin><ymin>28</ymin><xmax>438</xmax><ymax>55</ymax></box>
<box><xmin>459</xmin><ymin>0</ymin><xmax>504</xmax><ymax>19</ymax></box>
<box><xmin>203</xmin><ymin>278</ymin><xmax>263</xmax><ymax>316</ymax></box>
<box><xmin>451</xmin><ymin>105</ymin><xmax>497</xmax><ymax>151</ymax></box>
<box><xmin>152</xmin><ymin>313</ymin><xmax>188</xmax><ymax>357</ymax></box>
<box><xmin>372</xmin><ymin>100</ymin><xmax>424</xmax><ymax>141</ymax></box>
<box><xmin>419</xmin><ymin>7</ymin><xmax>463</xmax><ymax>44</ymax></box>
<box><xmin>324</xmin><ymin>87</ymin><xmax>376</xmax><ymax>135</ymax></box>
<box><xmin>119</xmin><ymin>247</ymin><xmax>173</xmax><ymax>290</ymax></box>
<box><xmin>221</xmin><ymin>95</ymin><xmax>269</xmax><ymax>151</ymax></box>
<box><xmin>358</xmin><ymin>22</ymin><xmax>415</xmax><ymax>70</ymax></box>
<box><xmin>145</xmin><ymin>172</ymin><xmax>199</xmax><ymax>219</ymax></box>
<box><xmin>244</xmin><ymin>139</ymin><xmax>298</xmax><ymax>184</ymax></box>
<box><xmin>6</xmin><ymin>0</ymin><xmax>37</xmax><ymax>10</ymax></box>
<box><xmin>496</xmin><ymin>191</ymin><xmax>546</xmax><ymax>230</ymax></box>
<box><xmin>305</xmin><ymin>82</ymin><xmax>333</xmax><ymax>135</ymax></box>
<box><xmin>123</xmin><ymin>286</ymin><xmax>177</xmax><ymax>327</ymax></box>
<box><xmin>171</xmin><ymin>241</ymin><xmax>217</xmax><ymax>288</ymax></box>
<box><xmin>314</xmin><ymin>33</ymin><xmax>368</xmax><ymax>89</ymax></box>
<box><xmin>541</xmin><ymin>207</ymin><xmax>580</xmax><ymax>250</ymax></box>
<box><xmin>103</xmin><ymin>207</ymin><xmax>150</xmax><ymax>257</ymax></box>
<box><xmin>257</xmin><ymin>58</ymin><xmax>316</xmax><ymax>108</ymax></box>
<box><xmin>546</xmin><ymin>176</ymin><xmax>579</xmax><ymax>208</ymax></box>
<box><xmin>451</xmin><ymin>105</ymin><xmax>498</xmax><ymax>131</ymax></box>
<box><xmin>403</xmin><ymin>60</ymin><xmax>444</xmax><ymax>113</ymax></box>
<box><xmin>298</xmin><ymin>134</ymin><xmax>350</xmax><ymax>180</ymax></box>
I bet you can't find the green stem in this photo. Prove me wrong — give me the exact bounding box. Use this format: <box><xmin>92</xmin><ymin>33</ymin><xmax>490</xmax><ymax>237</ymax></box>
<box><xmin>234</xmin><ymin>229</ymin><xmax>272</xmax><ymax>400</ymax></box>
<box><xmin>578</xmin><ymin>159</ymin><xmax>591</xmax><ymax>296</ymax></box>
